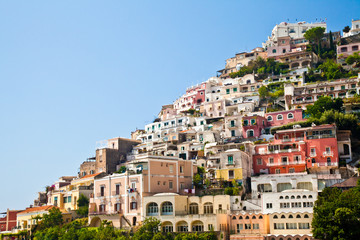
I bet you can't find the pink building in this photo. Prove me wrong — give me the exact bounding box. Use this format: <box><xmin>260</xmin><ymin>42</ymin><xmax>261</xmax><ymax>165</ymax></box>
<box><xmin>242</xmin><ymin>115</ymin><xmax>267</xmax><ymax>138</ymax></box>
<box><xmin>89</xmin><ymin>155</ymin><xmax>197</xmax><ymax>228</ymax></box>
<box><xmin>253</xmin><ymin>124</ymin><xmax>339</xmax><ymax>175</ymax></box>
<box><xmin>265</xmin><ymin>109</ymin><xmax>303</xmax><ymax>128</ymax></box>
<box><xmin>173</xmin><ymin>83</ymin><xmax>206</xmax><ymax>114</ymax></box>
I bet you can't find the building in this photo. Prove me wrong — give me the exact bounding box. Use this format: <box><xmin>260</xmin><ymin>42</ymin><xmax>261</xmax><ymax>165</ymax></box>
<box><xmin>229</xmin><ymin>213</ymin><xmax>270</xmax><ymax>240</ymax></box>
<box><xmin>173</xmin><ymin>83</ymin><xmax>206</xmax><ymax>114</ymax></box>
<box><xmin>142</xmin><ymin>194</ymin><xmax>230</xmax><ymax>233</ymax></box>
<box><xmin>337</xmin><ymin>33</ymin><xmax>360</xmax><ymax>65</ymax></box>
<box><xmin>0</xmin><ymin>209</ymin><xmax>22</xmax><ymax>233</ymax></box>
<box><xmin>16</xmin><ymin>206</ymin><xmax>71</xmax><ymax>232</ymax></box>
<box><xmin>89</xmin><ymin>155</ymin><xmax>197</xmax><ymax>228</ymax></box>
<box><xmin>95</xmin><ymin>137</ymin><xmax>140</xmax><ymax>174</ymax></box>
<box><xmin>343</xmin><ymin>19</ymin><xmax>360</xmax><ymax>37</ymax></box>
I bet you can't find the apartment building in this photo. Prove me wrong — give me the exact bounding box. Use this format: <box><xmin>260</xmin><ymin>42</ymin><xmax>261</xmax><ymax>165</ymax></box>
<box><xmin>142</xmin><ymin>194</ymin><xmax>230</xmax><ymax>233</ymax></box>
<box><xmin>0</xmin><ymin>209</ymin><xmax>22</xmax><ymax>233</ymax></box>
<box><xmin>343</xmin><ymin>19</ymin><xmax>360</xmax><ymax>37</ymax></box>
<box><xmin>229</xmin><ymin>213</ymin><xmax>270</xmax><ymax>240</ymax></box>
<box><xmin>89</xmin><ymin>155</ymin><xmax>196</xmax><ymax>228</ymax></box>
<box><xmin>337</xmin><ymin>33</ymin><xmax>360</xmax><ymax>65</ymax></box>
<box><xmin>284</xmin><ymin>76</ymin><xmax>360</xmax><ymax>109</ymax></box>
<box><xmin>173</xmin><ymin>83</ymin><xmax>206</xmax><ymax>114</ymax></box>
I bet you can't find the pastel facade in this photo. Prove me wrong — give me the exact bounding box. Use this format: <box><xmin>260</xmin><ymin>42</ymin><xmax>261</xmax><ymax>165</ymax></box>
<box><xmin>89</xmin><ymin>155</ymin><xmax>196</xmax><ymax>228</ymax></box>
<box><xmin>268</xmin><ymin>212</ymin><xmax>313</xmax><ymax>237</ymax></box>
<box><xmin>143</xmin><ymin>194</ymin><xmax>230</xmax><ymax>233</ymax></box>
<box><xmin>229</xmin><ymin>213</ymin><xmax>270</xmax><ymax>240</ymax></box>
<box><xmin>0</xmin><ymin>209</ymin><xmax>22</xmax><ymax>233</ymax></box>
<box><xmin>242</xmin><ymin>115</ymin><xmax>267</xmax><ymax>139</ymax></box>
<box><xmin>173</xmin><ymin>83</ymin><xmax>206</xmax><ymax>114</ymax></box>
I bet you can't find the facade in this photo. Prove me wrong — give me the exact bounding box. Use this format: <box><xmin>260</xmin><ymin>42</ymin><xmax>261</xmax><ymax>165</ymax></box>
<box><xmin>343</xmin><ymin>19</ymin><xmax>360</xmax><ymax>37</ymax></box>
<box><xmin>143</xmin><ymin>194</ymin><xmax>230</xmax><ymax>233</ymax></box>
<box><xmin>89</xmin><ymin>155</ymin><xmax>197</xmax><ymax>228</ymax></box>
<box><xmin>229</xmin><ymin>213</ymin><xmax>270</xmax><ymax>240</ymax></box>
<box><xmin>0</xmin><ymin>209</ymin><xmax>22</xmax><ymax>233</ymax></box>
<box><xmin>173</xmin><ymin>83</ymin><xmax>206</xmax><ymax>114</ymax></box>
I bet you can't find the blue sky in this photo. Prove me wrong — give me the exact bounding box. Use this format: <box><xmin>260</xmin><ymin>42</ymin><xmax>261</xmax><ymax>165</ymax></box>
<box><xmin>0</xmin><ymin>0</ymin><xmax>359</xmax><ymax>210</ymax></box>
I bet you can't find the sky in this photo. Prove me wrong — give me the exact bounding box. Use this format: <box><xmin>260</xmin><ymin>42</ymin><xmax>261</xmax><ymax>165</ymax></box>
<box><xmin>0</xmin><ymin>0</ymin><xmax>359</xmax><ymax>210</ymax></box>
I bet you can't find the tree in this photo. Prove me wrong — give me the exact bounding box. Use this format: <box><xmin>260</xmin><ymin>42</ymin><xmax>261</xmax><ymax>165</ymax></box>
<box><xmin>193</xmin><ymin>174</ymin><xmax>203</xmax><ymax>189</ymax></box>
<box><xmin>343</xmin><ymin>26</ymin><xmax>351</xmax><ymax>33</ymax></box>
<box><xmin>312</xmin><ymin>187</ymin><xmax>360</xmax><ymax>240</ymax></box>
<box><xmin>133</xmin><ymin>217</ymin><xmax>161</xmax><ymax>240</ymax></box>
<box><xmin>317</xmin><ymin>59</ymin><xmax>345</xmax><ymax>80</ymax></box>
<box><xmin>38</xmin><ymin>207</ymin><xmax>63</xmax><ymax>230</ymax></box>
<box><xmin>304</xmin><ymin>27</ymin><xmax>325</xmax><ymax>54</ymax></box>
<box><xmin>306</xmin><ymin>96</ymin><xmax>343</xmax><ymax>119</ymax></box>
<box><xmin>345</xmin><ymin>52</ymin><xmax>360</xmax><ymax>66</ymax></box>
<box><xmin>258</xmin><ymin>86</ymin><xmax>269</xmax><ymax>99</ymax></box>
<box><xmin>76</xmin><ymin>194</ymin><xmax>89</xmax><ymax>217</ymax></box>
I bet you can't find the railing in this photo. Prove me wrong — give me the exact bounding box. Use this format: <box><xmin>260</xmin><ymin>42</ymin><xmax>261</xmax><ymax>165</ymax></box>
<box><xmin>281</xmin><ymin>139</ymin><xmax>292</xmax><ymax>142</ymax></box>
<box><xmin>323</xmin><ymin>151</ymin><xmax>334</xmax><ymax>157</ymax></box>
<box><xmin>307</xmin><ymin>134</ymin><xmax>336</xmax><ymax>140</ymax></box>
<box><xmin>267</xmin><ymin>161</ymin><xmax>306</xmax><ymax>167</ymax></box>
<box><xmin>90</xmin><ymin>210</ymin><xmax>123</xmax><ymax>215</ymax></box>
<box><xmin>311</xmin><ymin>162</ymin><xmax>338</xmax><ymax>167</ymax></box>
<box><xmin>310</xmin><ymin>153</ymin><xmax>316</xmax><ymax>157</ymax></box>
<box><xmin>96</xmin><ymin>193</ymin><xmax>105</xmax><ymax>197</ymax></box>
<box><xmin>216</xmin><ymin>209</ymin><xmax>228</xmax><ymax>214</ymax></box>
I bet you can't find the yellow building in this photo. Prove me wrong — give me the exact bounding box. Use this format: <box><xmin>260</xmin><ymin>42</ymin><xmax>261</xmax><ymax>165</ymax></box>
<box><xmin>16</xmin><ymin>206</ymin><xmax>71</xmax><ymax>232</ymax></box>
<box><xmin>48</xmin><ymin>173</ymin><xmax>103</xmax><ymax>212</ymax></box>
<box><xmin>216</xmin><ymin>168</ymin><xmax>243</xmax><ymax>182</ymax></box>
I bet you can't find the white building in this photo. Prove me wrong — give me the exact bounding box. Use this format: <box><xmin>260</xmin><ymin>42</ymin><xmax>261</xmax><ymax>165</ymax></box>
<box><xmin>344</xmin><ymin>19</ymin><xmax>360</xmax><ymax>37</ymax></box>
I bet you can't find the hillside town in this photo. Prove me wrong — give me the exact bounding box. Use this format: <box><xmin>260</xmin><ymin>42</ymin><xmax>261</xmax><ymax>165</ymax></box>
<box><xmin>2</xmin><ymin>18</ymin><xmax>360</xmax><ymax>240</ymax></box>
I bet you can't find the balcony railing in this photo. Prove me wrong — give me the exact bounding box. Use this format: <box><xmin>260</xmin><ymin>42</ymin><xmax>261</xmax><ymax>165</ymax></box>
<box><xmin>323</xmin><ymin>151</ymin><xmax>334</xmax><ymax>157</ymax></box>
<box><xmin>307</xmin><ymin>134</ymin><xmax>336</xmax><ymax>140</ymax></box>
<box><xmin>311</xmin><ymin>162</ymin><xmax>338</xmax><ymax>167</ymax></box>
<box><xmin>89</xmin><ymin>210</ymin><xmax>123</xmax><ymax>215</ymax></box>
<box><xmin>282</xmin><ymin>139</ymin><xmax>292</xmax><ymax>142</ymax></box>
<box><xmin>267</xmin><ymin>161</ymin><xmax>306</xmax><ymax>167</ymax></box>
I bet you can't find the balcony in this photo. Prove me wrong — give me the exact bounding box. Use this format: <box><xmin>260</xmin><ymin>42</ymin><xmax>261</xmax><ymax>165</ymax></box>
<box><xmin>281</xmin><ymin>138</ymin><xmax>292</xmax><ymax>143</ymax></box>
<box><xmin>228</xmin><ymin>124</ymin><xmax>237</xmax><ymax>128</ymax></box>
<box><xmin>112</xmin><ymin>191</ymin><xmax>120</xmax><ymax>196</ymax></box>
<box><xmin>311</xmin><ymin>162</ymin><xmax>338</xmax><ymax>167</ymax></box>
<box><xmin>267</xmin><ymin>161</ymin><xmax>306</xmax><ymax>167</ymax></box>
<box><xmin>90</xmin><ymin>210</ymin><xmax>123</xmax><ymax>216</ymax></box>
<box><xmin>96</xmin><ymin>193</ymin><xmax>105</xmax><ymax>198</ymax></box>
<box><xmin>307</xmin><ymin>134</ymin><xmax>336</xmax><ymax>140</ymax></box>
<box><xmin>323</xmin><ymin>151</ymin><xmax>334</xmax><ymax>157</ymax></box>
<box><xmin>310</xmin><ymin>152</ymin><xmax>316</xmax><ymax>157</ymax></box>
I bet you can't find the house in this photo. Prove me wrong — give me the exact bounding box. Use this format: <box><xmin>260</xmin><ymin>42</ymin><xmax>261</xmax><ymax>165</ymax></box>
<box><xmin>0</xmin><ymin>209</ymin><xmax>22</xmax><ymax>233</ymax></box>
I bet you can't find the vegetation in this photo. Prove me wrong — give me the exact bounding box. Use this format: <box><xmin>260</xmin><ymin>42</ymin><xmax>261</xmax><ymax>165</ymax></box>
<box><xmin>115</xmin><ymin>166</ymin><xmax>127</xmax><ymax>174</ymax></box>
<box><xmin>343</xmin><ymin>26</ymin><xmax>351</xmax><ymax>33</ymax></box>
<box><xmin>193</xmin><ymin>167</ymin><xmax>205</xmax><ymax>189</ymax></box>
<box><xmin>312</xmin><ymin>184</ymin><xmax>360</xmax><ymax>240</ymax></box>
<box><xmin>346</xmin><ymin>51</ymin><xmax>360</xmax><ymax>67</ymax></box>
<box><xmin>304</xmin><ymin>27</ymin><xmax>325</xmax><ymax>55</ymax></box>
<box><xmin>76</xmin><ymin>194</ymin><xmax>89</xmax><ymax>218</ymax></box>
<box><xmin>229</xmin><ymin>57</ymin><xmax>289</xmax><ymax>79</ymax></box>
<box><xmin>224</xmin><ymin>180</ymin><xmax>242</xmax><ymax>196</ymax></box>
<box><xmin>306</xmin><ymin>96</ymin><xmax>343</xmax><ymax>118</ymax></box>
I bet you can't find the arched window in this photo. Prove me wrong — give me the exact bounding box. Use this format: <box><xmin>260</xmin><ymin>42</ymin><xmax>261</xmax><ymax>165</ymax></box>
<box><xmin>303</xmin><ymin>195</ymin><xmax>307</xmax><ymax>199</ymax></box>
<box><xmin>304</xmin><ymin>214</ymin><xmax>309</xmax><ymax>218</ymax></box>
<box><xmin>273</xmin><ymin>215</ymin><xmax>278</xmax><ymax>219</ymax></box>
<box><xmin>291</xmin><ymin>195</ymin><xmax>295</xmax><ymax>199</ymax></box>
<box><xmin>277</xmin><ymin>114</ymin><xmax>283</xmax><ymax>120</ymax></box>
<box><xmin>308</xmin><ymin>195</ymin><xmax>313</xmax><ymax>199</ymax></box>
<box><xmin>272</xmin><ymin>49</ymin><xmax>277</xmax><ymax>53</ymax></box>
<box><xmin>189</xmin><ymin>203</ymin><xmax>199</xmax><ymax>214</ymax></box>
<box><xmin>161</xmin><ymin>202</ymin><xmax>173</xmax><ymax>215</ymax></box>
<box><xmin>287</xmin><ymin>113</ymin><xmax>294</xmax><ymax>119</ymax></box>
<box><xmin>267</xmin><ymin>116</ymin><xmax>273</xmax><ymax>121</ymax></box>
<box><xmin>288</xmin><ymin>215</ymin><xmax>293</xmax><ymax>218</ymax></box>
<box><xmin>177</xmin><ymin>221</ymin><xmax>188</xmax><ymax>232</ymax></box>
<box><xmin>252</xmin><ymin>216</ymin><xmax>256</xmax><ymax>219</ymax></box>
<box><xmin>297</xmin><ymin>195</ymin><xmax>301</xmax><ymax>199</ymax></box>
<box><xmin>203</xmin><ymin>203</ymin><xmax>213</xmax><ymax>214</ymax></box>
<box><xmin>285</xmin><ymin>196</ymin><xmax>289</xmax><ymax>199</ymax></box>
<box><xmin>162</xmin><ymin>222</ymin><xmax>173</xmax><ymax>232</ymax></box>
<box><xmin>147</xmin><ymin>202</ymin><xmax>159</xmax><ymax>216</ymax></box>
<box><xmin>247</xmin><ymin>130</ymin><xmax>254</xmax><ymax>138</ymax></box>
<box><xmin>245</xmin><ymin>216</ymin><xmax>249</xmax><ymax>219</ymax></box>
<box><xmin>296</xmin><ymin>214</ymin><xmax>301</xmax><ymax>218</ymax></box>
<box><xmin>191</xmin><ymin>220</ymin><xmax>204</xmax><ymax>232</ymax></box>
<box><xmin>232</xmin><ymin>216</ymin><xmax>236</xmax><ymax>220</ymax></box>
<box><xmin>259</xmin><ymin>215</ymin><xmax>263</xmax><ymax>219</ymax></box>
<box><xmin>239</xmin><ymin>216</ymin><xmax>243</xmax><ymax>220</ymax></box>
<box><xmin>280</xmin><ymin>196</ymin><xmax>284</xmax><ymax>199</ymax></box>
<box><xmin>281</xmin><ymin>215</ymin><xmax>286</xmax><ymax>218</ymax></box>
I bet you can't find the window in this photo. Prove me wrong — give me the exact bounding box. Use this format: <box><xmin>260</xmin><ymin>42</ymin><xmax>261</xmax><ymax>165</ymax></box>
<box><xmin>247</xmin><ymin>130</ymin><xmax>254</xmax><ymax>137</ymax></box>
<box><xmin>226</xmin><ymin>89</ymin><xmax>230</xmax><ymax>94</ymax></box>
<box><xmin>277</xmin><ymin>183</ymin><xmax>292</xmax><ymax>192</ymax></box>
<box><xmin>99</xmin><ymin>204</ymin><xmax>106</xmax><ymax>212</ymax></box>
<box><xmin>266</xmin><ymin>203</ymin><xmax>273</xmax><ymax>209</ymax></box>
<box><xmin>147</xmin><ymin>203</ymin><xmax>159</xmax><ymax>216</ymax></box>
<box><xmin>267</xmin><ymin>116</ymin><xmax>273</xmax><ymax>121</ymax></box>
<box><xmin>273</xmin><ymin>215</ymin><xmax>278</xmax><ymax>219</ymax></box>
<box><xmin>286</xmin><ymin>223</ymin><xmax>297</xmax><ymax>229</ymax></box>
<box><xmin>204</xmin><ymin>203</ymin><xmax>213</xmax><ymax>214</ymax></box>
<box><xmin>310</xmin><ymin>148</ymin><xmax>316</xmax><ymax>157</ymax></box>
<box><xmin>100</xmin><ymin>186</ymin><xmax>105</xmax><ymax>197</ymax></box>
<box><xmin>251</xmin><ymin>119</ymin><xmax>256</xmax><ymax>125</ymax></box>
<box><xmin>243</xmin><ymin>120</ymin><xmax>248</xmax><ymax>126</ymax></box>
<box><xmin>253</xmin><ymin>224</ymin><xmax>259</xmax><ymax>229</ymax></box>
<box><xmin>229</xmin><ymin>170</ymin><xmax>234</xmax><ymax>179</ymax></box>
<box><xmin>272</xmin><ymin>49</ymin><xmax>277</xmax><ymax>53</ymax></box>
<box><xmin>277</xmin><ymin>114</ymin><xmax>283</xmax><ymax>120</ymax></box>
<box><xmin>233</xmin><ymin>88</ymin><xmax>238</xmax><ymax>92</ymax></box>
<box><xmin>330</xmin><ymin>87</ymin><xmax>334</xmax><ymax>91</ymax></box>
<box><xmin>169</xmin><ymin>181</ymin><xmax>173</xmax><ymax>190</ymax></box>
<box><xmin>180</xmin><ymin>165</ymin><xmax>184</xmax><ymax>173</ymax></box>
<box><xmin>228</xmin><ymin>155</ymin><xmax>234</xmax><ymax>165</ymax></box>
<box><xmin>257</xmin><ymin>158</ymin><xmax>262</xmax><ymax>165</ymax></box>
<box><xmin>208</xmin><ymin>224</ymin><xmax>213</xmax><ymax>231</ymax></box>
<box><xmin>294</xmin><ymin>155</ymin><xmax>301</xmax><ymax>162</ymax></box>
<box><xmin>236</xmin><ymin>224</ymin><xmax>243</xmax><ymax>233</ymax></box>
<box><xmin>258</xmin><ymin>184</ymin><xmax>272</xmax><ymax>193</ymax></box>
<box><xmin>341</xmin><ymin>85</ymin><xmax>346</xmax><ymax>90</ymax></box>
<box><xmin>287</xmin><ymin>113</ymin><xmax>294</xmax><ymax>119</ymax></box>
<box><xmin>161</xmin><ymin>202</ymin><xmax>173</xmax><ymax>215</ymax></box>
<box><xmin>169</xmin><ymin>165</ymin><xmax>173</xmax><ymax>173</ymax></box>
<box><xmin>231</xmin><ymin>130</ymin><xmax>235</xmax><ymax>137</ymax></box>
<box><xmin>274</xmin><ymin>223</ymin><xmax>285</xmax><ymax>229</ymax></box>
<box><xmin>289</xmin><ymin>168</ymin><xmax>295</xmax><ymax>173</ymax></box>
<box><xmin>189</xmin><ymin>203</ymin><xmax>199</xmax><ymax>214</ymax></box>
<box><xmin>299</xmin><ymin>223</ymin><xmax>310</xmax><ymax>229</ymax></box>
<box><xmin>352</xmin><ymin>45</ymin><xmax>359</xmax><ymax>51</ymax></box>
<box><xmin>269</xmin><ymin>157</ymin><xmax>274</xmax><ymax>164</ymax></box>
<box><xmin>245</xmin><ymin>224</ymin><xmax>251</xmax><ymax>229</ymax></box>
<box><xmin>275</xmin><ymin>169</ymin><xmax>280</xmax><ymax>174</ymax></box>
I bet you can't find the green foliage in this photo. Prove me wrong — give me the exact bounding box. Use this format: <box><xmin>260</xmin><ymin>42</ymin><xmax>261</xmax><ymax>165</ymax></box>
<box><xmin>229</xmin><ymin>57</ymin><xmax>289</xmax><ymax>78</ymax></box>
<box><xmin>133</xmin><ymin>217</ymin><xmax>161</xmax><ymax>240</ymax></box>
<box><xmin>312</xmin><ymin>187</ymin><xmax>360</xmax><ymax>239</ymax></box>
<box><xmin>37</xmin><ymin>208</ymin><xmax>64</xmax><ymax>231</ymax></box>
<box><xmin>304</xmin><ymin>27</ymin><xmax>325</xmax><ymax>55</ymax></box>
<box><xmin>76</xmin><ymin>194</ymin><xmax>89</xmax><ymax>217</ymax></box>
<box><xmin>318</xmin><ymin>59</ymin><xmax>346</xmax><ymax>80</ymax></box>
<box><xmin>346</xmin><ymin>52</ymin><xmax>360</xmax><ymax>66</ymax></box>
<box><xmin>343</xmin><ymin>26</ymin><xmax>351</xmax><ymax>33</ymax></box>
<box><xmin>305</xmin><ymin>96</ymin><xmax>343</xmax><ymax>118</ymax></box>
<box><xmin>193</xmin><ymin>174</ymin><xmax>203</xmax><ymax>189</ymax></box>
<box><xmin>116</xmin><ymin>166</ymin><xmax>127</xmax><ymax>174</ymax></box>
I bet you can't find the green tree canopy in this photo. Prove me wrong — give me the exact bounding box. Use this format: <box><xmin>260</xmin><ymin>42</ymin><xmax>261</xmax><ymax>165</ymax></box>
<box><xmin>306</xmin><ymin>96</ymin><xmax>343</xmax><ymax>119</ymax></box>
<box><xmin>343</xmin><ymin>26</ymin><xmax>351</xmax><ymax>33</ymax></box>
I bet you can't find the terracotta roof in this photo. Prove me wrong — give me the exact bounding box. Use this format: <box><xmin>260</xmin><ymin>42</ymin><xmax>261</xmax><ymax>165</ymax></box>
<box><xmin>18</xmin><ymin>205</ymin><xmax>54</xmax><ymax>215</ymax></box>
<box><xmin>81</xmin><ymin>172</ymin><xmax>102</xmax><ymax>179</ymax></box>
<box><xmin>331</xmin><ymin>177</ymin><xmax>360</xmax><ymax>188</ymax></box>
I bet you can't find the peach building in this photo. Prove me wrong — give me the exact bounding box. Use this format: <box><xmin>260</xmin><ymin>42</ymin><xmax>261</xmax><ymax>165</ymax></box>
<box><xmin>142</xmin><ymin>194</ymin><xmax>230</xmax><ymax>233</ymax></box>
<box><xmin>89</xmin><ymin>155</ymin><xmax>197</xmax><ymax>228</ymax></box>
<box><xmin>229</xmin><ymin>213</ymin><xmax>270</xmax><ymax>240</ymax></box>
